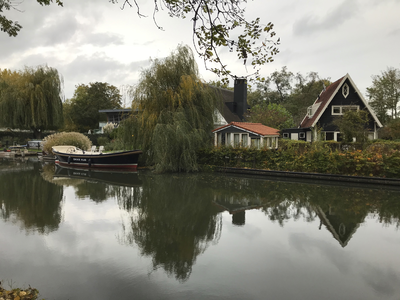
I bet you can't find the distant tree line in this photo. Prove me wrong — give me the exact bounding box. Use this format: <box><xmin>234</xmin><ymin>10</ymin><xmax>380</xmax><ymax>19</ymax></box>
<box><xmin>244</xmin><ymin>66</ymin><xmax>331</xmax><ymax>128</ymax></box>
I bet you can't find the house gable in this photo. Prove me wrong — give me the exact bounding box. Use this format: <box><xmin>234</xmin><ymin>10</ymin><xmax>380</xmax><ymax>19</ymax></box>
<box><xmin>300</xmin><ymin>74</ymin><xmax>383</xmax><ymax>130</ymax></box>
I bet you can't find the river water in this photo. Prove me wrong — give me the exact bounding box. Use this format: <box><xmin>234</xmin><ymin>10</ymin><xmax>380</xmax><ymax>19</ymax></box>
<box><xmin>1</xmin><ymin>157</ymin><xmax>400</xmax><ymax>300</ymax></box>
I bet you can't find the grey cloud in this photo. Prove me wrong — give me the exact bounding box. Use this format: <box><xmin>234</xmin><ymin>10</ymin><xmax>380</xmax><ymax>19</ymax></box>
<box><xmin>388</xmin><ymin>28</ymin><xmax>400</xmax><ymax>36</ymax></box>
<box><xmin>289</xmin><ymin>232</ymin><xmax>352</xmax><ymax>273</ymax></box>
<box><xmin>60</xmin><ymin>53</ymin><xmax>144</xmax><ymax>98</ymax></box>
<box><xmin>37</xmin><ymin>14</ymin><xmax>80</xmax><ymax>46</ymax></box>
<box><xmin>84</xmin><ymin>32</ymin><xmax>124</xmax><ymax>47</ymax></box>
<box><xmin>293</xmin><ymin>0</ymin><xmax>359</xmax><ymax>36</ymax></box>
<box><xmin>362</xmin><ymin>264</ymin><xmax>400</xmax><ymax>297</ymax></box>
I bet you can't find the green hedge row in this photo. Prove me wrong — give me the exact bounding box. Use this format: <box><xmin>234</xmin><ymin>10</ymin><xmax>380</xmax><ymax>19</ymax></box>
<box><xmin>197</xmin><ymin>140</ymin><xmax>400</xmax><ymax>178</ymax></box>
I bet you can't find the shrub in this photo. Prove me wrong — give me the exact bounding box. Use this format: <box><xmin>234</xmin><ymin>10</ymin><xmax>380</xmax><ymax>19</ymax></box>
<box><xmin>103</xmin><ymin>122</ymin><xmax>116</xmax><ymax>135</ymax></box>
<box><xmin>97</xmin><ymin>136</ymin><xmax>110</xmax><ymax>147</ymax></box>
<box><xmin>43</xmin><ymin>132</ymin><xmax>92</xmax><ymax>153</ymax></box>
<box><xmin>197</xmin><ymin>142</ymin><xmax>400</xmax><ymax>178</ymax></box>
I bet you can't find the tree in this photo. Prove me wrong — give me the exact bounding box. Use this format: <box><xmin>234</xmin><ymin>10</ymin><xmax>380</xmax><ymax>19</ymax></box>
<box><xmin>117</xmin><ymin>45</ymin><xmax>221</xmax><ymax>172</ymax></box>
<box><xmin>286</xmin><ymin>72</ymin><xmax>331</xmax><ymax>125</ymax></box>
<box><xmin>0</xmin><ymin>65</ymin><xmax>64</xmax><ymax>138</ymax></box>
<box><xmin>115</xmin><ymin>1</ymin><xmax>281</xmax><ymax>79</ymax></box>
<box><xmin>0</xmin><ymin>0</ymin><xmax>63</xmax><ymax>37</ymax></box>
<box><xmin>4</xmin><ymin>1</ymin><xmax>279</xmax><ymax>80</ymax></box>
<box><xmin>245</xmin><ymin>102</ymin><xmax>295</xmax><ymax>130</ymax></box>
<box><xmin>367</xmin><ymin>67</ymin><xmax>400</xmax><ymax>125</ymax></box>
<box><xmin>64</xmin><ymin>82</ymin><xmax>122</xmax><ymax>132</ymax></box>
<box><xmin>377</xmin><ymin>119</ymin><xmax>400</xmax><ymax>140</ymax></box>
<box><xmin>334</xmin><ymin>109</ymin><xmax>370</xmax><ymax>143</ymax></box>
<box><xmin>247</xmin><ymin>66</ymin><xmax>294</xmax><ymax>107</ymax></box>
<box><xmin>246</xmin><ymin>67</ymin><xmax>330</xmax><ymax>125</ymax></box>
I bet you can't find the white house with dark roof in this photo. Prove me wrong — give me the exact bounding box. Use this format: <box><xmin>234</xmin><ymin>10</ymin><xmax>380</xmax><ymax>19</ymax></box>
<box><xmin>281</xmin><ymin>74</ymin><xmax>383</xmax><ymax>142</ymax></box>
<box><xmin>212</xmin><ymin>122</ymin><xmax>280</xmax><ymax>149</ymax></box>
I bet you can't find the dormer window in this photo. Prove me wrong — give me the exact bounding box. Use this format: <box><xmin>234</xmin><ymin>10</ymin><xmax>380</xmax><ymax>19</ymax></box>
<box><xmin>307</xmin><ymin>106</ymin><xmax>313</xmax><ymax>117</ymax></box>
<box><xmin>342</xmin><ymin>83</ymin><xmax>349</xmax><ymax>98</ymax></box>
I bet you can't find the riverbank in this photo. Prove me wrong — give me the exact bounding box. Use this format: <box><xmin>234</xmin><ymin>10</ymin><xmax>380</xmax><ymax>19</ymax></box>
<box><xmin>0</xmin><ymin>285</ymin><xmax>39</xmax><ymax>300</ymax></box>
<box><xmin>215</xmin><ymin>166</ymin><xmax>400</xmax><ymax>188</ymax></box>
<box><xmin>197</xmin><ymin>141</ymin><xmax>400</xmax><ymax>179</ymax></box>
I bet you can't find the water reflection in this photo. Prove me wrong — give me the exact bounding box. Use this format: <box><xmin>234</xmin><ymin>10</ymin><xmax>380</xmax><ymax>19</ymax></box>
<box><xmin>49</xmin><ymin>165</ymin><xmax>142</xmax><ymax>204</ymax></box>
<box><xmin>0</xmin><ymin>158</ymin><xmax>63</xmax><ymax>234</ymax></box>
<box><xmin>206</xmin><ymin>175</ymin><xmax>400</xmax><ymax>246</ymax></box>
<box><xmin>118</xmin><ymin>174</ymin><xmax>222</xmax><ymax>282</ymax></box>
<box><xmin>3</xmin><ymin>158</ymin><xmax>400</xmax><ymax>288</ymax></box>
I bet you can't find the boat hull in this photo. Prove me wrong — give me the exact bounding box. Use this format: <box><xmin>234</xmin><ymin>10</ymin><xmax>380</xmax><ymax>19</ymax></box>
<box><xmin>53</xmin><ymin>149</ymin><xmax>142</xmax><ymax>170</ymax></box>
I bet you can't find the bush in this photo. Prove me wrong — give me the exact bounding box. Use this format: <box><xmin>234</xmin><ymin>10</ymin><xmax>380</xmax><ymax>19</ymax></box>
<box><xmin>197</xmin><ymin>142</ymin><xmax>400</xmax><ymax>178</ymax></box>
<box><xmin>97</xmin><ymin>136</ymin><xmax>110</xmax><ymax>147</ymax></box>
<box><xmin>43</xmin><ymin>132</ymin><xmax>92</xmax><ymax>153</ymax></box>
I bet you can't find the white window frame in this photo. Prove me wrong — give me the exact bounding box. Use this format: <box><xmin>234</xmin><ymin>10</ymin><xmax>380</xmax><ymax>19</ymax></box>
<box><xmin>342</xmin><ymin>83</ymin><xmax>350</xmax><ymax>98</ymax></box>
<box><xmin>307</xmin><ymin>106</ymin><xmax>313</xmax><ymax>117</ymax></box>
<box><xmin>331</xmin><ymin>105</ymin><xmax>359</xmax><ymax>115</ymax></box>
<box><xmin>283</xmin><ymin>133</ymin><xmax>289</xmax><ymax>139</ymax></box>
<box><xmin>299</xmin><ymin>132</ymin><xmax>305</xmax><ymax>139</ymax></box>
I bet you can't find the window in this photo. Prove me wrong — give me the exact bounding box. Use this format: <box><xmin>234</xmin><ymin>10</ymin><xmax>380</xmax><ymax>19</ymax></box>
<box><xmin>226</xmin><ymin>133</ymin><xmax>231</xmax><ymax>145</ymax></box>
<box><xmin>307</xmin><ymin>106</ymin><xmax>313</xmax><ymax>117</ymax></box>
<box><xmin>325</xmin><ymin>132</ymin><xmax>334</xmax><ymax>141</ymax></box>
<box><xmin>342</xmin><ymin>106</ymin><xmax>358</xmax><ymax>114</ymax></box>
<box><xmin>241</xmin><ymin>134</ymin><xmax>248</xmax><ymax>147</ymax></box>
<box><xmin>299</xmin><ymin>132</ymin><xmax>305</xmax><ymax>139</ymax></box>
<box><xmin>217</xmin><ymin>133</ymin><xmax>222</xmax><ymax>145</ymax></box>
<box><xmin>332</xmin><ymin>106</ymin><xmax>341</xmax><ymax>114</ymax></box>
<box><xmin>234</xmin><ymin>134</ymin><xmax>240</xmax><ymax>147</ymax></box>
<box><xmin>342</xmin><ymin>83</ymin><xmax>349</xmax><ymax>98</ymax></box>
<box><xmin>251</xmin><ymin>138</ymin><xmax>260</xmax><ymax>149</ymax></box>
<box><xmin>332</xmin><ymin>105</ymin><xmax>359</xmax><ymax>115</ymax></box>
<box><xmin>283</xmin><ymin>133</ymin><xmax>289</xmax><ymax>139</ymax></box>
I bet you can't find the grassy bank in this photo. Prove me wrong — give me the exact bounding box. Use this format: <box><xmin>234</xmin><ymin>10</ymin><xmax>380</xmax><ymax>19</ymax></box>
<box><xmin>198</xmin><ymin>140</ymin><xmax>400</xmax><ymax>178</ymax></box>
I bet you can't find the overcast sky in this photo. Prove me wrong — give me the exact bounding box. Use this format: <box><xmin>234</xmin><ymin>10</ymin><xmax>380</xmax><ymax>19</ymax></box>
<box><xmin>1</xmin><ymin>0</ymin><xmax>399</xmax><ymax>106</ymax></box>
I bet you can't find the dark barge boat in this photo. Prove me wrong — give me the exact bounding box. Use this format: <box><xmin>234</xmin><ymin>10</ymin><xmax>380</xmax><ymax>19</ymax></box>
<box><xmin>52</xmin><ymin>145</ymin><xmax>142</xmax><ymax>170</ymax></box>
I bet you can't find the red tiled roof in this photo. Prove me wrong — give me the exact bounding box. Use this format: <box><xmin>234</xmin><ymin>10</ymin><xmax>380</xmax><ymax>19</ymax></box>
<box><xmin>212</xmin><ymin>122</ymin><xmax>279</xmax><ymax>136</ymax></box>
<box><xmin>300</xmin><ymin>76</ymin><xmax>344</xmax><ymax>128</ymax></box>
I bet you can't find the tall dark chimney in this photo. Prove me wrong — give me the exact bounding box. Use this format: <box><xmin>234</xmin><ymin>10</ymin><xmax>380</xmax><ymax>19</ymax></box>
<box><xmin>233</xmin><ymin>77</ymin><xmax>248</xmax><ymax>121</ymax></box>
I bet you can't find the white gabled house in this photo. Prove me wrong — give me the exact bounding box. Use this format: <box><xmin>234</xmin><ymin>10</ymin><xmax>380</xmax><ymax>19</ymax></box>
<box><xmin>212</xmin><ymin>122</ymin><xmax>280</xmax><ymax>149</ymax></box>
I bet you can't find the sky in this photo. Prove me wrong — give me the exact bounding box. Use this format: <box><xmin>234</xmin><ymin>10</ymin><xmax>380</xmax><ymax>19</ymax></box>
<box><xmin>1</xmin><ymin>0</ymin><xmax>399</xmax><ymax>106</ymax></box>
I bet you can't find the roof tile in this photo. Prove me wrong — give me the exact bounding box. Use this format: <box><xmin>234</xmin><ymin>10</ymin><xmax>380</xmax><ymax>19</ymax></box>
<box><xmin>213</xmin><ymin>122</ymin><xmax>279</xmax><ymax>136</ymax></box>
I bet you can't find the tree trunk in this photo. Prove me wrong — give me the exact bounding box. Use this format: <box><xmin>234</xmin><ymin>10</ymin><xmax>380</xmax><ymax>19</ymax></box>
<box><xmin>33</xmin><ymin>128</ymin><xmax>42</xmax><ymax>139</ymax></box>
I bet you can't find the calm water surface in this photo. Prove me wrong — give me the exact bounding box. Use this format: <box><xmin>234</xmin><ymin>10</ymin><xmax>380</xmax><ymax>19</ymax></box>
<box><xmin>1</xmin><ymin>157</ymin><xmax>400</xmax><ymax>300</ymax></box>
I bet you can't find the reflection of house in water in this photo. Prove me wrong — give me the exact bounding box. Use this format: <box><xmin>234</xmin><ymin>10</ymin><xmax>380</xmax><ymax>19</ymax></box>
<box><xmin>314</xmin><ymin>205</ymin><xmax>364</xmax><ymax>247</ymax></box>
<box><xmin>213</xmin><ymin>194</ymin><xmax>262</xmax><ymax>226</ymax></box>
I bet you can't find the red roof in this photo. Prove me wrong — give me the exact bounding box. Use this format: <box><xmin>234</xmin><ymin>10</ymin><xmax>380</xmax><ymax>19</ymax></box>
<box><xmin>300</xmin><ymin>76</ymin><xmax>344</xmax><ymax>128</ymax></box>
<box><xmin>213</xmin><ymin>122</ymin><xmax>279</xmax><ymax>136</ymax></box>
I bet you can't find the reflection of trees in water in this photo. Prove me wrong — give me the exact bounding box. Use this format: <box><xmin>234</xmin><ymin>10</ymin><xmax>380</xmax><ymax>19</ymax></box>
<box><xmin>118</xmin><ymin>174</ymin><xmax>222</xmax><ymax>282</ymax></box>
<box><xmin>209</xmin><ymin>175</ymin><xmax>400</xmax><ymax>229</ymax></box>
<box><xmin>0</xmin><ymin>161</ymin><xmax>63</xmax><ymax>234</ymax></box>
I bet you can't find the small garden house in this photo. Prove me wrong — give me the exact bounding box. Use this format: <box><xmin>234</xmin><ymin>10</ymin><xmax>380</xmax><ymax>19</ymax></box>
<box><xmin>212</xmin><ymin>122</ymin><xmax>279</xmax><ymax>149</ymax></box>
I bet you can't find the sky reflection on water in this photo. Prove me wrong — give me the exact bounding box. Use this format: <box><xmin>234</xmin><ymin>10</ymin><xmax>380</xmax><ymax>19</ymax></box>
<box><xmin>0</xmin><ymin>158</ymin><xmax>399</xmax><ymax>300</ymax></box>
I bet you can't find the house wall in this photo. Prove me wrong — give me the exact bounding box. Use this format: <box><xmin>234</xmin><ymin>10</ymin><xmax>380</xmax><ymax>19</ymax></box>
<box><xmin>213</xmin><ymin>128</ymin><xmax>278</xmax><ymax>149</ymax></box>
<box><xmin>318</xmin><ymin>78</ymin><xmax>375</xmax><ymax>132</ymax></box>
<box><xmin>281</xmin><ymin>128</ymin><xmax>310</xmax><ymax>141</ymax></box>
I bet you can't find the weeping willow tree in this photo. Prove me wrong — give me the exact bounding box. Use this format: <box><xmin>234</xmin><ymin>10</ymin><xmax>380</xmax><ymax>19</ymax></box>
<box><xmin>0</xmin><ymin>66</ymin><xmax>64</xmax><ymax>138</ymax></box>
<box><xmin>118</xmin><ymin>45</ymin><xmax>221</xmax><ymax>172</ymax></box>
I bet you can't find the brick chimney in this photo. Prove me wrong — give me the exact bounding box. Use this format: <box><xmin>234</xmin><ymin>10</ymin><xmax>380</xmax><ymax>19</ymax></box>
<box><xmin>233</xmin><ymin>78</ymin><xmax>248</xmax><ymax>121</ymax></box>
